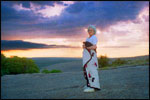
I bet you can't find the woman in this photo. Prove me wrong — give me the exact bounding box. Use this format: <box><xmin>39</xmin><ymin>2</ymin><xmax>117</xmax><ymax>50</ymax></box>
<box><xmin>82</xmin><ymin>25</ymin><xmax>101</xmax><ymax>92</ymax></box>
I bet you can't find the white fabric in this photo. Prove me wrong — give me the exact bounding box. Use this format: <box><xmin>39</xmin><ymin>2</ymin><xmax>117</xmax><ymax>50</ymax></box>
<box><xmin>86</xmin><ymin>35</ymin><xmax>98</xmax><ymax>45</ymax></box>
<box><xmin>82</xmin><ymin>48</ymin><xmax>100</xmax><ymax>89</ymax></box>
<box><xmin>83</xmin><ymin>87</ymin><xmax>95</xmax><ymax>92</ymax></box>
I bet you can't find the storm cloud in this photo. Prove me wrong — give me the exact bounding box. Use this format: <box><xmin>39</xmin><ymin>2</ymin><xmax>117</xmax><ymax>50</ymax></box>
<box><xmin>1</xmin><ymin>40</ymin><xmax>79</xmax><ymax>50</ymax></box>
<box><xmin>1</xmin><ymin>1</ymin><xmax>149</xmax><ymax>39</ymax></box>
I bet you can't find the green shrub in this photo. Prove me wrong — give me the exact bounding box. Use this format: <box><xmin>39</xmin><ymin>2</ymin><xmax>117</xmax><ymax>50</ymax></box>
<box><xmin>111</xmin><ymin>58</ymin><xmax>127</xmax><ymax>66</ymax></box>
<box><xmin>50</xmin><ymin>69</ymin><xmax>62</xmax><ymax>73</ymax></box>
<box><xmin>1</xmin><ymin>54</ymin><xmax>10</xmax><ymax>76</ymax></box>
<box><xmin>42</xmin><ymin>69</ymin><xmax>62</xmax><ymax>74</ymax></box>
<box><xmin>1</xmin><ymin>54</ymin><xmax>40</xmax><ymax>76</ymax></box>
<box><xmin>42</xmin><ymin>69</ymin><xmax>51</xmax><ymax>73</ymax></box>
<box><xmin>146</xmin><ymin>58</ymin><xmax>149</xmax><ymax>63</ymax></box>
<box><xmin>98</xmin><ymin>55</ymin><xmax>110</xmax><ymax>68</ymax></box>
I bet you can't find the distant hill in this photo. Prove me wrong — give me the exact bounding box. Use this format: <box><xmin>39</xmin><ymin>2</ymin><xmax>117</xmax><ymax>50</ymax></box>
<box><xmin>28</xmin><ymin>55</ymin><xmax>148</xmax><ymax>70</ymax></box>
<box><xmin>108</xmin><ymin>55</ymin><xmax>149</xmax><ymax>59</ymax></box>
<box><xmin>28</xmin><ymin>57</ymin><xmax>82</xmax><ymax>69</ymax></box>
<box><xmin>108</xmin><ymin>55</ymin><xmax>149</xmax><ymax>62</ymax></box>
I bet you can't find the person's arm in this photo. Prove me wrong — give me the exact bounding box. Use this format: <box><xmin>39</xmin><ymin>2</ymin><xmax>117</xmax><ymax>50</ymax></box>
<box><xmin>86</xmin><ymin>45</ymin><xmax>97</xmax><ymax>50</ymax></box>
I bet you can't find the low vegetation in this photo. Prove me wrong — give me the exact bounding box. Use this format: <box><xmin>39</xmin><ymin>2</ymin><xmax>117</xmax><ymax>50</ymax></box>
<box><xmin>111</xmin><ymin>58</ymin><xmax>128</xmax><ymax>67</ymax></box>
<box><xmin>1</xmin><ymin>54</ymin><xmax>40</xmax><ymax>76</ymax></box>
<box><xmin>98</xmin><ymin>55</ymin><xmax>149</xmax><ymax>70</ymax></box>
<box><xmin>98</xmin><ymin>55</ymin><xmax>110</xmax><ymax>68</ymax></box>
<box><xmin>41</xmin><ymin>69</ymin><xmax>62</xmax><ymax>74</ymax></box>
<box><xmin>126</xmin><ymin>58</ymin><xmax>149</xmax><ymax>66</ymax></box>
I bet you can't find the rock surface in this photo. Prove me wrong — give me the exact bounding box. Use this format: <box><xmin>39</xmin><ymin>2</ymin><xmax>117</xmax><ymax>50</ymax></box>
<box><xmin>1</xmin><ymin>65</ymin><xmax>149</xmax><ymax>99</ymax></box>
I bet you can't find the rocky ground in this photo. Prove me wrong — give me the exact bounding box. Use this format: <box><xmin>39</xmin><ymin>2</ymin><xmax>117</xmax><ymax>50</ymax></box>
<box><xmin>1</xmin><ymin>64</ymin><xmax>149</xmax><ymax>99</ymax></box>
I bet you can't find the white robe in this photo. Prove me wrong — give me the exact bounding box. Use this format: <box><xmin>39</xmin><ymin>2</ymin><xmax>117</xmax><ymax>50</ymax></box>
<box><xmin>82</xmin><ymin>48</ymin><xmax>100</xmax><ymax>90</ymax></box>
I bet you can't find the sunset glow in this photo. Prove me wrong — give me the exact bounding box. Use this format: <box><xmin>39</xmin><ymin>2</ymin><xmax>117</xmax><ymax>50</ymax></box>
<box><xmin>1</xmin><ymin>1</ymin><xmax>149</xmax><ymax>58</ymax></box>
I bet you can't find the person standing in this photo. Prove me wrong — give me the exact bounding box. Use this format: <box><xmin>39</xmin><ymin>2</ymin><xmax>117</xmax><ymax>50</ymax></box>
<box><xmin>82</xmin><ymin>25</ymin><xmax>101</xmax><ymax>92</ymax></box>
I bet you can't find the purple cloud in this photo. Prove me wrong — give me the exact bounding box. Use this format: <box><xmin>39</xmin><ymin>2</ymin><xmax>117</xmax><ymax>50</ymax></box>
<box><xmin>1</xmin><ymin>40</ymin><xmax>80</xmax><ymax>50</ymax></box>
<box><xmin>1</xmin><ymin>1</ymin><xmax>149</xmax><ymax>39</ymax></box>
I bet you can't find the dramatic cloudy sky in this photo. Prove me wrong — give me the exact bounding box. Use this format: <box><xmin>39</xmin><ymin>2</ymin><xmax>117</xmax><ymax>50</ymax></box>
<box><xmin>1</xmin><ymin>1</ymin><xmax>149</xmax><ymax>58</ymax></box>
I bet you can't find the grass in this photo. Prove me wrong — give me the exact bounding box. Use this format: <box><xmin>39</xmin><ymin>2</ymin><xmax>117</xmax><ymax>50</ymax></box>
<box><xmin>41</xmin><ymin>69</ymin><xmax>62</xmax><ymax>74</ymax></box>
